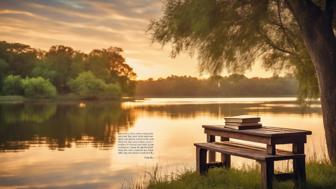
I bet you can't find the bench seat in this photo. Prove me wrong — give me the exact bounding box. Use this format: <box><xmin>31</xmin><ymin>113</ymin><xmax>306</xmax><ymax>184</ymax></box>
<box><xmin>194</xmin><ymin>141</ymin><xmax>304</xmax><ymax>161</ymax></box>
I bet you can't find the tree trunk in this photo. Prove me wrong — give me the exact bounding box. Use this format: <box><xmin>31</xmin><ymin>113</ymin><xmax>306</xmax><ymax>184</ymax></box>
<box><xmin>287</xmin><ymin>0</ymin><xmax>336</xmax><ymax>162</ymax></box>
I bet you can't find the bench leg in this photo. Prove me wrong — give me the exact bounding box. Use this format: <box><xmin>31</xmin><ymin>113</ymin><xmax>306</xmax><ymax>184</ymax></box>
<box><xmin>221</xmin><ymin>153</ymin><xmax>231</xmax><ymax>168</ymax></box>
<box><xmin>220</xmin><ymin>137</ymin><xmax>230</xmax><ymax>168</ymax></box>
<box><xmin>209</xmin><ymin>151</ymin><xmax>216</xmax><ymax>162</ymax></box>
<box><xmin>260</xmin><ymin>160</ymin><xmax>274</xmax><ymax>189</ymax></box>
<box><xmin>196</xmin><ymin>147</ymin><xmax>207</xmax><ymax>174</ymax></box>
<box><xmin>293</xmin><ymin>156</ymin><xmax>306</xmax><ymax>184</ymax></box>
<box><xmin>207</xmin><ymin>135</ymin><xmax>216</xmax><ymax>162</ymax></box>
<box><xmin>292</xmin><ymin>142</ymin><xmax>306</xmax><ymax>187</ymax></box>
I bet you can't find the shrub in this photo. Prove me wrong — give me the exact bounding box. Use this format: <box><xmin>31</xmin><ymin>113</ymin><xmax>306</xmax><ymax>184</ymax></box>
<box><xmin>22</xmin><ymin>77</ymin><xmax>57</xmax><ymax>98</ymax></box>
<box><xmin>2</xmin><ymin>75</ymin><xmax>24</xmax><ymax>95</ymax></box>
<box><xmin>68</xmin><ymin>71</ymin><xmax>121</xmax><ymax>99</ymax></box>
<box><xmin>105</xmin><ymin>83</ymin><xmax>122</xmax><ymax>98</ymax></box>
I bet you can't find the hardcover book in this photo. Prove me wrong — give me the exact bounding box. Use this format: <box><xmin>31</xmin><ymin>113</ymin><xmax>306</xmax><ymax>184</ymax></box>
<box><xmin>224</xmin><ymin>115</ymin><xmax>261</xmax><ymax>123</ymax></box>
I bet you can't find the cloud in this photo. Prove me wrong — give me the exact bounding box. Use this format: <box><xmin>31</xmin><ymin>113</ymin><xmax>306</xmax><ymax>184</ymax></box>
<box><xmin>0</xmin><ymin>0</ymin><xmax>188</xmax><ymax>80</ymax></box>
<box><xmin>0</xmin><ymin>0</ymin><xmax>273</xmax><ymax>79</ymax></box>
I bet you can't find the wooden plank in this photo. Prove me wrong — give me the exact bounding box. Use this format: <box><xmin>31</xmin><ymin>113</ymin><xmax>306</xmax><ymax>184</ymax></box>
<box><xmin>293</xmin><ymin>143</ymin><xmax>305</xmax><ymax>154</ymax></box>
<box><xmin>220</xmin><ymin>136</ymin><xmax>229</xmax><ymax>142</ymax></box>
<box><xmin>293</xmin><ymin>156</ymin><xmax>306</xmax><ymax>182</ymax></box>
<box><xmin>220</xmin><ymin>137</ymin><xmax>231</xmax><ymax>168</ymax></box>
<box><xmin>292</xmin><ymin>143</ymin><xmax>306</xmax><ymax>184</ymax></box>
<box><xmin>219</xmin><ymin>141</ymin><xmax>266</xmax><ymax>151</ymax></box>
<box><xmin>267</xmin><ymin>144</ymin><xmax>276</xmax><ymax>155</ymax></box>
<box><xmin>196</xmin><ymin>147</ymin><xmax>207</xmax><ymax>174</ymax></box>
<box><xmin>221</xmin><ymin>153</ymin><xmax>231</xmax><ymax>168</ymax></box>
<box><xmin>206</xmin><ymin>162</ymin><xmax>223</xmax><ymax>169</ymax></box>
<box><xmin>194</xmin><ymin>142</ymin><xmax>304</xmax><ymax>161</ymax></box>
<box><xmin>271</xmin><ymin>135</ymin><xmax>306</xmax><ymax>144</ymax></box>
<box><xmin>260</xmin><ymin>159</ymin><xmax>274</xmax><ymax>189</ymax></box>
<box><xmin>204</xmin><ymin>126</ymin><xmax>309</xmax><ymax>145</ymax></box>
<box><xmin>205</xmin><ymin>129</ymin><xmax>270</xmax><ymax>144</ymax></box>
<box><xmin>207</xmin><ymin>134</ymin><xmax>216</xmax><ymax>162</ymax></box>
<box><xmin>203</xmin><ymin>125</ymin><xmax>312</xmax><ymax>137</ymax></box>
<box><xmin>274</xmin><ymin>173</ymin><xmax>294</xmax><ymax>181</ymax></box>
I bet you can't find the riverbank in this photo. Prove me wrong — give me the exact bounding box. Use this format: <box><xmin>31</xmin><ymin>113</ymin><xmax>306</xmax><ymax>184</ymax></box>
<box><xmin>131</xmin><ymin>162</ymin><xmax>335</xmax><ymax>189</ymax></box>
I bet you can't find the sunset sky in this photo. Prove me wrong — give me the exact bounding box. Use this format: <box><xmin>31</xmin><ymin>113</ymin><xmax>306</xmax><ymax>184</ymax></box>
<box><xmin>0</xmin><ymin>0</ymin><xmax>274</xmax><ymax>79</ymax></box>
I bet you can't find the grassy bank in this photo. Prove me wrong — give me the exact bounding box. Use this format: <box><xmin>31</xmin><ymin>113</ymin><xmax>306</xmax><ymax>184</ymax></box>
<box><xmin>129</xmin><ymin>162</ymin><xmax>336</xmax><ymax>189</ymax></box>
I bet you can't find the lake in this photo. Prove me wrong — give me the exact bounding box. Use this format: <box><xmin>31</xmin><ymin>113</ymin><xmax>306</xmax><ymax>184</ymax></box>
<box><xmin>0</xmin><ymin>97</ymin><xmax>326</xmax><ymax>189</ymax></box>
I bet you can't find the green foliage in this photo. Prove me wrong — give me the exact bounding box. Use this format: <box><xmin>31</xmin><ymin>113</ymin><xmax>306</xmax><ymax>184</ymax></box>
<box><xmin>105</xmin><ymin>83</ymin><xmax>122</xmax><ymax>97</ymax></box>
<box><xmin>68</xmin><ymin>71</ymin><xmax>106</xmax><ymax>98</ymax></box>
<box><xmin>44</xmin><ymin>45</ymin><xmax>85</xmax><ymax>93</ymax></box>
<box><xmin>148</xmin><ymin>0</ymin><xmax>319</xmax><ymax>100</ymax></box>
<box><xmin>0</xmin><ymin>41</ymin><xmax>136</xmax><ymax>97</ymax></box>
<box><xmin>22</xmin><ymin>77</ymin><xmax>57</xmax><ymax>98</ymax></box>
<box><xmin>87</xmin><ymin>47</ymin><xmax>136</xmax><ymax>96</ymax></box>
<box><xmin>0</xmin><ymin>41</ymin><xmax>38</xmax><ymax>77</ymax></box>
<box><xmin>2</xmin><ymin>75</ymin><xmax>24</xmax><ymax>95</ymax></box>
<box><xmin>2</xmin><ymin>75</ymin><xmax>57</xmax><ymax>98</ymax></box>
<box><xmin>68</xmin><ymin>71</ymin><xmax>121</xmax><ymax>99</ymax></box>
<box><xmin>0</xmin><ymin>58</ymin><xmax>8</xmax><ymax>72</ymax></box>
<box><xmin>31</xmin><ymin>62</ymin><xmax>57</xmax><ymax>82</ymax></box>
<box><xmin>136</xmin><ymin>75</ymin><xmax>297</xmax><ymax>97</ymax></box>
<box><xmin>0</xmin><ymin>58</ymin><xmax>9</xmax><ymax>90</ymax></box>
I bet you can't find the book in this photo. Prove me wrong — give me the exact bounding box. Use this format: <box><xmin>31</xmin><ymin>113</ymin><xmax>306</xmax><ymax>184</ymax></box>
<box><xmin>224</xmin><ymin>124</ymin><xmax>262</xmax><ymax>130</ymax></box>
<box><xmin>225</xmin><ymin>122</ymin><xmax>262</xmax><ymax>127</ymax></box>
<box><xmin>224</xmin><ymin>115</ymin><xmax>260</xmax><ymax>123</ymax></box>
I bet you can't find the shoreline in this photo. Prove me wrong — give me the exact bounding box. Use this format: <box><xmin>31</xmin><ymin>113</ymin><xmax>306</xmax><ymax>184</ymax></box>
<box><xmin>0</xmin><ymin>95</ymin><xmax>321</xmax><ymax>104</ymax></box>
<box><xmin>0</xmin><ymin>95</ymin><xmax>142</xmax><ymax>104</ymax></box>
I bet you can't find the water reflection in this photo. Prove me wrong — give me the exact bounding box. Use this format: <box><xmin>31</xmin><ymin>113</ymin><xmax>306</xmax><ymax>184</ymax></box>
<box><xmin>125</xmin><ymin>101</ymin><xmax>321</xmax><ymax>119</ymax></box>
<box><xmin>0</xmin><ymin>102</ymin><xmax>134</xmax><ymax>151</ymax></box>
<box><xmin>0</xmin><ymin>98</ymin><xmax>325</xmax><ymax>189</ymax></box>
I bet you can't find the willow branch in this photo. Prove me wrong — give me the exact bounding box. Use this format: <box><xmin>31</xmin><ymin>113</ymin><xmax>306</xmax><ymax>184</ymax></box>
<box><xmin>276</xmin><ymin>0</ymin><xmax>298</xmax><ymax>50</ymax></box>
<box><xmin>259</xmin><ymin>30</ymin><xmax>293</xmax><ymax>55</ymax></box>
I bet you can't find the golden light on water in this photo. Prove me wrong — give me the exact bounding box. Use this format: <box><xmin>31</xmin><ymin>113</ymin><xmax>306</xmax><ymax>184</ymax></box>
<box><xmin>79</xmin><ymin>102</ymin><xmax>86</xmax><ymax>108</ymax></box>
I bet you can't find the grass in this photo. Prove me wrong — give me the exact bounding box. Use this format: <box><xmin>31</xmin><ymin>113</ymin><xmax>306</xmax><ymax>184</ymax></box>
<box><xmin>125</xmin><ymin>162</ymin><xmax>336</xmax><ymax>189</ymax></box>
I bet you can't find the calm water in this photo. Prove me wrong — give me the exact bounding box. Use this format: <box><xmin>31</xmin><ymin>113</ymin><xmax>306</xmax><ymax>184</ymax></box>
<box><xmin>0</xmin><ymin>98</ymin><xmax>325</xmax><ymax>189</ymax></box>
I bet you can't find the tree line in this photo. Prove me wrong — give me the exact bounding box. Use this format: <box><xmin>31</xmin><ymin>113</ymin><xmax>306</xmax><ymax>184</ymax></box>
<box><xmin>0</xmin><ymin>41</ymin><xmax>136</xmax><ymax>99</ymax></box>
<box><xmin>136</xmin><ymin>74</ymin><xmax>298</xmax><ymax>97</ymax></box>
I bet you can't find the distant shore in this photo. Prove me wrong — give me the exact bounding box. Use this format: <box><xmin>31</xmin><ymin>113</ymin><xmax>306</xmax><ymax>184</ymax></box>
<box><xmin>0</xmin><ymin>95</ymin><xmax>141</xmax><ymax>103</ymax></box>
<box><xmin>0</xmin><ymin>95</ymin><xmax>321</xmax><ymax>104</ymax></box>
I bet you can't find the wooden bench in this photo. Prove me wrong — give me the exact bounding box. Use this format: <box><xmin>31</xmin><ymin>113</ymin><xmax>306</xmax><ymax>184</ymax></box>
<box><xmin>194</xmin><ymin>125</ymin><xmax>312</xmax><ymax>189</ymax></box>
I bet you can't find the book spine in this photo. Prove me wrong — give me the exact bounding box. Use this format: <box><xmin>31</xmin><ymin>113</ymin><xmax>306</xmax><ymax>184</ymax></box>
<box><xmin>225</xmin><ymin>123</ymin><xmax>262</xmax><ymax>127</ymax></box>
<box><xmin>224</xmin><ymin>118</ymin><xmax>260</xmax><ymax>123</ymax></box>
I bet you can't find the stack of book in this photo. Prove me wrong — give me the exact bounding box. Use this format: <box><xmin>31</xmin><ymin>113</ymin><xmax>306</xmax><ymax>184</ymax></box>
<box><xmin>224</xmin><ymin>115</ymin><xmax>262</xmax><ymax>130</ymax></box>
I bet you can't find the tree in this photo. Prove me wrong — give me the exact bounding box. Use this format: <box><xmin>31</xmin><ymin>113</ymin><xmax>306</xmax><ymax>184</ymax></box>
<box><xmin>0</xmin><ymin>58</ymin><xmax>9</xmax><ymax>91</ymax></box>
<box><xmin>22</xmin><ymin>77</ymin><xmax>57</xmax><ymax>98</ymax></box>
<box><xmin>135</xmin><ymin>74</ymin><xmax>296</xmax><ymax>97</ymax></box>
<box><xmin>44</xmin><ymin>45</ymin><xmax>84</xmax><ymax>93</ymax></box>
<box><xmin>2</xmin><ymin>75</ymin><xmax>24</xmax><ymax>95</ymax></box>
<box><xmin>87</xmin><ymin>47</ymin><xmax>136</xmax><ymax>96</ymax></box>
<box><xmin>68</xmin><ymin>71</ymin><xmax>121</xmax><ymax>99</ymax></box>
<box><xmin>31</xmin><ymin>61</ymin><xmax>57</xmax><ymax>82</ymax></box>
<box><xmin>0</xmin><ymin>41</ymin><xmax>39</xmax><ymax>77</ymax></box>
<box><xmin>149</xmin><ymin>0</ymin><xmax>336</xmax><ymax>162</ymax></box>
